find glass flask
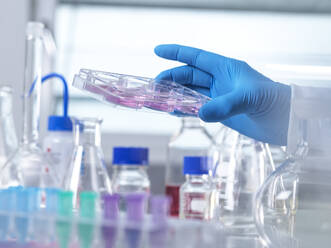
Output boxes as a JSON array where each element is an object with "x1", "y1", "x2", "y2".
[
  {"x1": 256, "y1": 131, "x2": 331, "y2": 245},
  {"x1": 63, "y1": 118, "x2": 111, "y2": 208},
  {"x1": 0, "y1": 22, "x2": 59, "y2": 188},
  {"x1": 214, "y1": 128, "x2": 273, "y2": 234},
  {"x1": 0, "y1": 86, "x2": 17, "y2": 168},
  {"x1": 268, "y1": 144, "x2": 288, "y2": 167},
  {"x1": 165, "y1": 117, "x2": 217, "y2": 217},
  {"x1": 179, "y1": 156, "x2": 217, "y2": 221},
  {"x1": 255, "y1": 83, "x2": 331, "y2": 248},
  {"x1": 255, "y1": 147, "x2": 331, "y2": 248}
]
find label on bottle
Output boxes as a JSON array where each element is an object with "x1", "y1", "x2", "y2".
[
  {"x1": 183, "y1": 192, "x2": 208, "y2": 220},
  {"x1": 44, "y1": 140, "x2": 73, "y2": 179},
  {"x1": 191, "y1": 198, "x2": 207, "y2": 212}
]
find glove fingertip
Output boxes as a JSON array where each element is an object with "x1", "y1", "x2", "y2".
[
  {"x1": 198, "y1": 104, "x2": 210, "y2": 122},
  {"x1": 198, "y1": 97, "x2": 233, "y2": 122},
  {"x1": 154, "y1": 44, "x2": 171, "y2": 56},
  {"x1": 154, "y1": 44, "x2": 180, "y2": 58},
  {"x1": 154, "y1": 71, "x2": 168, "y2": 81},
  {"x1": 154, "y1": 45, "x2": 163, "y2": 56}
]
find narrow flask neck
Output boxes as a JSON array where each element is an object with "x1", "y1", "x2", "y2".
[
  {"x1": 0, "y1": 87, "x2": 13, "y2": 117},
  {"x1": 21, "y1": 30, "x2": 44, "y2": 145},
  {"x1": 74, "y1": 119, "x2": 102, "y2": 147}
]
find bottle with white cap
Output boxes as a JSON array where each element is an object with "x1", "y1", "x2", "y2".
[{"x1": 43, "y1": 115, "x2": 73, "y2": 183}]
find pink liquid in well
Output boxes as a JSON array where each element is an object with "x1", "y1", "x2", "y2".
[
  {"x1": 174, "y1": 105, "x2": 200, "y2": 116},
  {"x1": 143, "y1": 90, "x2": 176, "y2": 112},
  {"x1": 165, "y1": 184, "x2": 180, "y2": 217},
  {"x1": 144, "y1": 101, "x2": 175, "y2": 112},
  {"x1": 84, "y1": 79, "x2": 207, "y2": 115},
  {"x1": 104, "y1": 86, "x2": 146, "y2": 109},
  {"x1": 85, "y1": 84, "x2": 108, "y2": 95},
  {"x1": 105, "y1": 94, "x2": 144, "y2": 109}
]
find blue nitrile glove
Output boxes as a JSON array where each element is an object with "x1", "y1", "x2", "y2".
[{"x1": 154, "y1": 44, "x2": 291, "y2": 146}]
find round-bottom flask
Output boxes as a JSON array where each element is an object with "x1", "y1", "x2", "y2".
[
  {"x1": 0, "y1": 23, "x2": 58, "y2": 188},
  {"x1": 255, "y1": 155, "x2": 331, "y2": 248},
  {"x1": 0, "y1": 144, "x2": 59, "y2": 188}
]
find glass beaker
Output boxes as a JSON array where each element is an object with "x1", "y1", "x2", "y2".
[
  {"x1": 0, "y1": 22, "x2": 59, "y2": 188},
  {"x1": 0, "y1": 86, "x2": 17, "y2": 168},
  {"x1": 214, "y1": 129, "x2": 273, "y2": 234},
  {"x1": 63, "y1": 118, "x2": 111, "y2": 208},
  {"x1": 165, "y1": 117, "x2": 218, "y2": 217}
]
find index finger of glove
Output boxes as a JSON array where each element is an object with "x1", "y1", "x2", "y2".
[{"x1": 154, "y1": 44, "x2": 227, "y2": 75}]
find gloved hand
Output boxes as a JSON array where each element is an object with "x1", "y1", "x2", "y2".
[{"x1": 154, "y1": 44, "x2": 291, "y2": 145}]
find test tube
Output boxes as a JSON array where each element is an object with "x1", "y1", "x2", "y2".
[
  {"x1": 27, "y1": 187, "x2": 40, "y2": 212},
  {"x1": 103, "y1": 194, "x2": 120, "y2": 220},
  {"x1": 0, "y1": 189, "x2": 10, "y2": 240},
  {"x1": 27, "y1": 187, "x2": 42, "y2": 242},
  {"x1": 15, "y1": 188, "x2": 29, "y2": 243},
  {"x1": 126, "y1": 193, "x2": 146, "y2": 223},
  {"x1": 45, "y1": 188, "x2": 59, "y2": 214},
  {"x1": 56, "y1": 191, "x2": 73, "y2": 248},
  {"x1": 5, "y1": 187, "x2": 21, "y2": 241},
  {"x1": 149, "y1": 196, "x2": 170, "y2": 248},
  {"x1": 35, "y1": 188, "x2": 59, "y2": 245},
  {"x1": 125, "y1": 193, "x2": 147, "y2": 248},
  {"x1": 102, "y1": 194, "x2": 120, "y2": 248},
  {"x1": 150, "y1": 195, "x2": 170, "y2": 224},
  {"x1": 79, "y1": 191, "x2": 97, "y2": 248}
]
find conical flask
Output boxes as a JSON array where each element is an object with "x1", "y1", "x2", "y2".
[
  {"x1": 0, "y1": 86, "x2": 17, "y2": 168},
  {"x1": 214, "y1": 128, "x2": 274, "y2": 234},
  {"x1": 64, "y1": 118, "x2": 111, "y2": 208},
  {"x1": 0, "y1": 22, "x2": 59, "y2": 188}
]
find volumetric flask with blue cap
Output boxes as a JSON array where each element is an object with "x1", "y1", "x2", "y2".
[{"x1": 0, "y1": 22, "x2": 59, "y2": 188}]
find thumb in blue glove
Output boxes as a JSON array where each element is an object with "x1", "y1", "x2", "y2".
[{"x1": 154, "y1": 44, "x2": 291, "y2": 146}]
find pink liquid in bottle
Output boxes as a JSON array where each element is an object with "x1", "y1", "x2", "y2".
[{"x1": 165, "y1": 184, "x2": 180, "y2": 217}]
